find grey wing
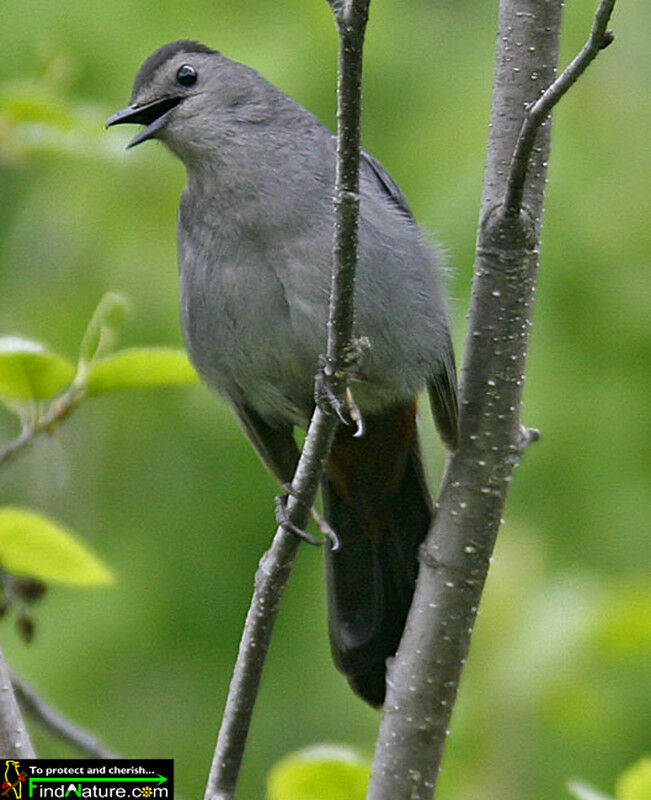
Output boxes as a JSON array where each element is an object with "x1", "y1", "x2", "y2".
[
  {"x1": 428, "y1": 331, "x2": 459, "y2": 451},
  {"x1": 362, "y1": 151, "x2": 459, "y2": 450},
  {"x1": 361, "y1": 149, "x2": 416, "y2": 221},
  {"x1": 232, "y1": 403, "x2": 300, "y2": 485}
]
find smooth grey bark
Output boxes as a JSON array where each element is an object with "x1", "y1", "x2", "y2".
[
  {"x1": 368, "y1": 2, "x2": 616, "y2": 799},
  {"x1": 203, "y1": 2, "x2": 371, "y2": 798},
  {"x1": 0, "y1": 642, "x2": 35, "y2": 757}
]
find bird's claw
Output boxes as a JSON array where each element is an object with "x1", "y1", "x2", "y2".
[
  {"x1": 314, "y1": 355, "x2": 348, "y2": 424},
  {"x1": 314, "y1": 354, "x2": 366, "y2": 437},
  {"x1": 345, "y1": 387, "x2": 365, "y2": 438},
  {"x1": 277, "y1": 486, "x2": 341, "y2": 550},
  {"x1": 275, "y1": 494, "x2": 322, "y2": 546},
  {"x1": 310, "y1": 507, "x2": 341, "y2": 551}
]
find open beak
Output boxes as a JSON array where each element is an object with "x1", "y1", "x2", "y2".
[{"x1": 106, "y1": 96, "x2": 183, "y2": 148}]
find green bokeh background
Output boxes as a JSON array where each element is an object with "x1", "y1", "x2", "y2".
[{"x1": 1, "y1": 1, "x2": 648, "y2": 798}]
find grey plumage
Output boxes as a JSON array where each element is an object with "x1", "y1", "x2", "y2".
[{"x1": 108, "y1": 40, "x2": 458, "y2": 706}]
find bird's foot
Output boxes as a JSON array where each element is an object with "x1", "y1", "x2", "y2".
[
  {"x1": 314, "y1": 339, "x2": 369, "y2": 435},
  {"x1": 276, "y1": 485, "x2": 340, "y2": 550},
  {"x1": 275, "y1": 491, "x2": 321, "y2": 546},
  {"x1": 314, "y1": 355, "x2": 348, "y2": 424}
]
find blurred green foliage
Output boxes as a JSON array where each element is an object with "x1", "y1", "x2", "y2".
[
  {"x1": 0, "y1": 337, "x2": 75, "y2": 401},
  {"x1": 0, "y1": 506, "x2": 113, "y2": 586},
  {"x1": 569, "y1": 756, "x2": 651, "y2": 800},
  {"x1": 267, "y1": 745, "x2": 370, "y2": 800},
  {"x1": 0, "y1": 1, "x2": 648, "y2": 798},
  {"x1": 616, "y1": 757, "x2": 651, "y2": 800}
]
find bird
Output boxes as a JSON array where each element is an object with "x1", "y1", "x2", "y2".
[
  {"x1": 107, "y1": 40, "x2": 458, "y2": 708},
  {"x1": 3, "y1": 761, "x2": 22, "y2": 799}
]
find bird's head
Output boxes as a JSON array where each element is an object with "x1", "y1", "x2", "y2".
[{"x1": 106, "y1": 40, "x2": 272, "y2": 165}]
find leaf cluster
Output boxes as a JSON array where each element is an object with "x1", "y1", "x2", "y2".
[{"x1": 0, "y1": 293, "x2": 198, "y2": 634}]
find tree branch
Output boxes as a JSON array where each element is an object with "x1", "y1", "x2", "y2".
[
  {"x1": 203, "y1": 3, "x2": 371, "y2": 799},
  {"x1": 0, "y1": 385, "x2": 84, "y2": 469},
  {"x1": 504, "y1": 0, "x2": 616, "y2": 216},
  {"x1": 11, "y1": 673, "x2": 116, "y2": 758},
  {"x1": 367, "y1": 2, "x2": 617, "y2": 798},
  {"x1": 0, "y1": 642, "x2": 35, "y2": 757}
]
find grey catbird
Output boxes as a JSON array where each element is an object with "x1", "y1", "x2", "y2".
[{"x1": 107, "y1": 40, "x2": 458, "y2": 707}]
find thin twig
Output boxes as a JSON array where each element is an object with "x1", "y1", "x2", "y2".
[
  {"x1": 504, "y1": 0, "x2": 616, "y2": 216},
  {"x1": 0, "y1": 386, "x2": 84, "y2": 469},
  {"x1": 12, "y1": 673, "x2": 116, "y2": 758},
  {"x1": 203, "y1": 3, "x2": 371, "y2": 799}
]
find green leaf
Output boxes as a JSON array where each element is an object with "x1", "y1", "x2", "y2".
[
  {"x1": 85, "y1": 348, "x2": 199, "y2": 395},
  {"x1": 617, "y1": 758, "x2": 651, "y2": 800},
  {"x1": 78, "y1": 292, "x2": 129, "y2": 366},
  {"x1": 567, "y1": 781, "x2": 614, "y2": 800},
  {"x1": 0, "y1": 507, "x2": 114, "y2": 586},
  {"x1": 0, "y1": 337, "x2": 75, "y2": 400},
  {"x1": 267, "y1": 745, "x2": 370, "y2": 800}
]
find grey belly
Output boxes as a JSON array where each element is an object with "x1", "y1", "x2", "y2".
[
  {"x1": 180, "y1": 259, "x2": 324, "y2": 425},
  {"x1": 178, "y1": 222, "x2": 445, "y2": 426}
]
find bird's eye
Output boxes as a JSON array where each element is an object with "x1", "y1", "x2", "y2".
[{"x1": 176, "y1": 64, "x2": 197, "y2": 87}]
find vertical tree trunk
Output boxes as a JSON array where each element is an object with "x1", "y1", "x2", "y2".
[{"x1": 368, "y1": 2, "x2": 563, "y2": 797}]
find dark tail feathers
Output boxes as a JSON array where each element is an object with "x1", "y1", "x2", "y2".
[{"x1": 322, "y1": 410, "x2": 432, "y2": 707}]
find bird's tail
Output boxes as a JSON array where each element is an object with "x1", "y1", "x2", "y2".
[{"x1": 321, "y1": 403, "x2": 432, "y2": 707}]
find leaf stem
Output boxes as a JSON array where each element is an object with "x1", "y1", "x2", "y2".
[{"x1": 0, "y1": 385, "x2": 85, "y2": 470}]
